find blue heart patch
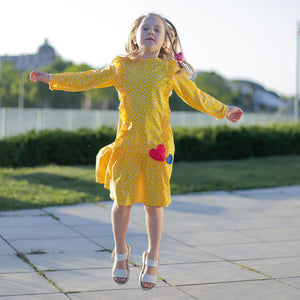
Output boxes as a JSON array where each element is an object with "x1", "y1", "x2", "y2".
[{"x1": 166, "y1": 154, "x2": 173, "y2": 164}]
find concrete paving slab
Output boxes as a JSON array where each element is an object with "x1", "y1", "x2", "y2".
[
  {"x1": 27, "y1": 251, "x2": 112, "y2": 271},
  {"x1": 0, "y1": 294, "x2": 69, "y2": 299},
  {"x1": 9, "y1": 237, "x2": 103, "y2": 254},
  {"x1": 0, "y1": 272, "x2": 58, "y2": 296},
  {"x1": 70, "y1": 221, "x2": 145, "y2": 238},
  {"x1": 235, "y1": 256, "x2": 300, "y2": 278},
  {"x1": 280, "y1": 277, "x2": 300, "y2": 289},
  {"x1": 163, "y1": 212, "x2": 222, "y2": 233},
  {"x1": 274, "y1": 240, "x2": 300, "y2": 253},
  {"x1": 83, "y1": 202, "x2": 153, "y2": 229},
  {"x1": 0, "y1": 254, "x2": 33, "y2": 273},
  {"x1": 43, "y1": 203, "x2": 111, "y2": 226},
  {"x1": 163, "y1": 213, "x2": 285, "y2": 233},
  {"x1": 158, "y1": 261, "x2": 267, "y2": 286},
  {"x1": 171, "y1": 191, "x2": 233, "y2": 204},
  {"x1": 197, "y1": 242, "x2": 300, "y2": 261},
  {"x1": 0, "y1": 209, "x2": 45, "y2": 217},
  {"x1": 126, "y1": 203, "x2": 148, "y2": 224},
  {"x1": 205, "y1": 214, "x2": 293, "y2": 231},
  {"x1": 253, "y1": 206, "x2": 300, "y2": 218},
  {"x1": 159, "y1": 236, "x2": 222, "y2": 264},
  {"x1": 126, "y1": 235, "x2": 221, "y2": 265},
  {"x1": 265, "y1": 215, "x2": 300, "y2": 227},
  {"x1": 0, "y1": 239, "x2": 15, "y2": 255},
  {"x1": 1, "y1": 185, "x2": 300, "y2": 298},
  {"x1": 233, "y1": 185, "x2": 300, "y2": 201},
  {"x1": 0, "y1": 215, "x2": 59, "y2": 228},
  {"x1": 44, "y1": 266, "x2": 168, "y2": 292},
  {"x1": 99, "y1": 232, "x2": 148, "y2": 256},
  {"x1": 278, "y1": 199, "x2": 300, "y2": 209},
  {"x1": 69, "y1": 223, "x2": 111, "y2": 237},
  {"x1": 68, "y1": 286, "x2": 192, "y2": 299},
  {"x1": 164, "y1": 230, "x2": 259, "y2": 246},
  {"x1": 95, "y1": 201, "x2": 114, "y2": 214},
  {"x1": 168, "y1": 199, "x2": 227, "y2": 215},
  {"x1": 239, "y1": 227, "x2": 300, "y2": 242},
  {"x1": 171, "y1": 192, "x2": 272, "y2": 216},
  {"x1": 179, "y1": 279, "x2": 300, "y2": 300},
  {"x1": 90, "y1": 233, "x2": 221, "y2": 265},
  {"x1": 88, "y1": 234, "x2": 113, "y2": 250},
  {"x1": 1, "y1": 224, "x2": 81, "y2": 240}
]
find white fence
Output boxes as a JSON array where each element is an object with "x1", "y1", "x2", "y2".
[{"x1": 0, "y1": 108, "x2": 296, "y2": 139}]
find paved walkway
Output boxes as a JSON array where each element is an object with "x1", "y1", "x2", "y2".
[{"x1": 1, "y1": 186, "x2": 300, "y2": 299}]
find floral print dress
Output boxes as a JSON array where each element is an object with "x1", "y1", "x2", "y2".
[{"x1": 50, "y1": 56, "x2": 228, "y2": 207}]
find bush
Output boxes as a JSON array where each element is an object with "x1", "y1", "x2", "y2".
[
  {"x1": 0, "y1": 124, "x2": 300, "y2": 167},
  {"x1": 0, "y1": 127, "x2": 116, "y2": 167},
  {"x1": 173, "y1": 124, "x2": 300, "y2": 161}
]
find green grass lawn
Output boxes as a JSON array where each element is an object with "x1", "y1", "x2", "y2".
[{"x1": 1, "y1": 155, "x2": 300, "y2": 211}]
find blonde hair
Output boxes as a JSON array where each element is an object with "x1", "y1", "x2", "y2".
[{"x1": 125, "y1": 13, "x2": 195, "y2": 78}]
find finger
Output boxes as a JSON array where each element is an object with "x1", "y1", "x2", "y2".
[
  {"x1": 30, "y1": 74, "x2": 36, "y2": 81},
  {"x1": 31, "y1": 71, "x2": 42, "y2": 78},
  {"x1": 30, "y1": 72, "x2": 38, "y2": 81},
  {"x1": 31, "y1": 71, "x2": 38, "y2": 77},
  {"x1": 31, "y1": 76, "x2": 40, "y2": 83},
  {"x1": 30, "y1": 75, "x2": 37, "y2": 82}
]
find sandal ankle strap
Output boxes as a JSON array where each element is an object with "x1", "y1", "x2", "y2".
[
  {"x1": 145, "y1": 256, "x2": 159, "y2": 267},
  {"x1": 111, "y1": 244, "x2": 130, "y2": 261},
  {"x1": 115, "y1": 251, "x2": 128, "y2": 261}
]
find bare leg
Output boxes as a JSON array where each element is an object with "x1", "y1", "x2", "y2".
[
  {"x1": 111, "y1": 202, "x2": 132, "y2": 283},
  {"x1": 142, "y1": 205, "x2": 164, "y2": 289}
]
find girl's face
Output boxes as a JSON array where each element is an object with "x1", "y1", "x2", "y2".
[{"x1": 135, "y1": 15, "x2": 166, "y2": 58}]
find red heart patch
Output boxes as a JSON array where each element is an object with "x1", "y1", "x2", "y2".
[{"x1": 149, "y1": 144, "x2": 166, "y2": 162}]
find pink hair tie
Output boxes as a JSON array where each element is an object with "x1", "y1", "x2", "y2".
[{"x1": 174, "y1": 52, "x2": 183, "y2": 62}]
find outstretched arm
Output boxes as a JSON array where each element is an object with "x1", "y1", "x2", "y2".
[
  {"x1": 173, "y1": 71, "x2": 243, "y2": 122},
  {"x1": 30, "y1": 70, "x2": 50, "y2": 84},
  {"x1": 29, "y1": 57, "x2": 118, "y2": 92},
  {"x1": 172, "y1": 71, "x2": 228, "y2": 119}
]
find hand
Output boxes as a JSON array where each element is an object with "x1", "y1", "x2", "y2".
[
  {"x1": 226, "y1": 106, "x2": 243, "y2": 123},
  {"x1": 30, "y1": 70, "x2": 50, "y2": 84}
]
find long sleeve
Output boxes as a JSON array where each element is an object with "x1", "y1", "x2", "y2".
[
  {"x1": 172, "y1": 71, "x2": 228, "y2": 119},
  {"x1": 49, "y1": 58, "x2": 117, "y2": 92}
]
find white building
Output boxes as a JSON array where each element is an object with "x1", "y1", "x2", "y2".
[
  {"x1": 230, "y1": 80, "x2": 288, "y2": 111},
  {"x1": 0, "y1": 39, "x2": 56, "y2": 71}
]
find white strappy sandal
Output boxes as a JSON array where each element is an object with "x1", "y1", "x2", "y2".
[
  {"x1": 139, "y1": 249, "x2": 159, "y2": 290},
  {"x1": 111, "y1": 243, "x2": 131, "y2": 285}
]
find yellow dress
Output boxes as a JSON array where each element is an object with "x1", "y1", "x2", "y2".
[{"x1": 50, "y1": 56, "x2": 228, "y2": 207}]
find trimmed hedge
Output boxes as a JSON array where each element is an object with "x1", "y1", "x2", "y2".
[
  {"x1": 0, "y1": 124, "x2": 300, "y2": 167},
  {"x1": 174, "y1": 125, "x2": 300, "y2": 161},
  {"x1": 0, "y1": 127, "x2": 115, "y2": 167}
]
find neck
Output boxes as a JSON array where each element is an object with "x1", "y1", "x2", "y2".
[{"x1": 140, "y1": 51, "x2": 159, "y2": 59}]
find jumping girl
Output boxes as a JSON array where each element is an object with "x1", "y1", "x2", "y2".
[{"x1": 30, "y1": 13, "x2": 243, "y2": 290}]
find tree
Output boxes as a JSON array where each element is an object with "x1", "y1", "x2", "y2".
[
  {"x1": 194, "y1": 71, "x2": 235, "y2": 104},
  {"x1": 169, "y1": 91, "x2": 196, "y2": 111},
  {"x1": 63, "y1": 63, "x2": 119, "y2": 109},
  {"x1": 34, "y1": 59, "x2": 84, "y2": 108},
  {"x1": 39, "y1": 60, "x2": 119, "y2": 109},
  {"x1": 0, "y1": 62, "x2": 20, "y2": 107}
]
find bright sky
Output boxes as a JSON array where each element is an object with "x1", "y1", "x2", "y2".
[{"x1": 1, "y1": 0, "x2": 300, "y2": 96}]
